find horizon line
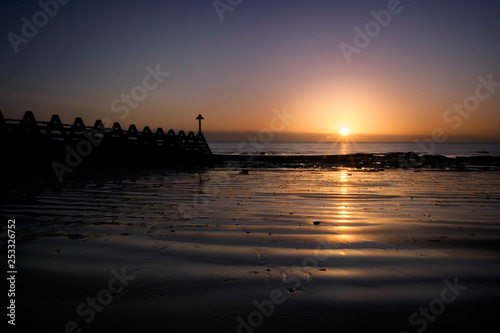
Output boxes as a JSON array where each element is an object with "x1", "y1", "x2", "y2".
[{"x1": 202, "y1": 131, "x2": 500, "y2": 143}]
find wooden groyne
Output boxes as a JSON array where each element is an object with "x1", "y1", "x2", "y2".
[{"x1": 0, "y1": 110, "x2": 212, "y2": 175}]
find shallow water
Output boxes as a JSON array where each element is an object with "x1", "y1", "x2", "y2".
[
  {"x1": 210, "y1": 141, "x2": 500, "y2": 157},
  {"x1": 3, "y1": 168, "x2": 500, "y2": 332}
]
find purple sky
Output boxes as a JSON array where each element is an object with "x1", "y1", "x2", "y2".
[{"x1": 1, "y1": 0, "x2": 499, "y2": 141}]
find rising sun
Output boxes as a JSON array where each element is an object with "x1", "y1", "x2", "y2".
[{"x1": 340, "y1": 128, "x2": 350, "y2": 136}]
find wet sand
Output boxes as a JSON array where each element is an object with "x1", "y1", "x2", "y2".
[{"x1": 2, "y1": 167, "x2": 500, "y2": 332}]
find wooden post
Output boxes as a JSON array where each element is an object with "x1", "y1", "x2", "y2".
[{"x1": 196, "y1": 114, "x2": 204, "y2": 133}]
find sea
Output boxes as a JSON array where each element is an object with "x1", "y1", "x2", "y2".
[{"x1": 210, "y1": 141, "x2": 500, "y2": 157}]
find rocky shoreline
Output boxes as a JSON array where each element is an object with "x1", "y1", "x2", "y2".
[{"x1": 213, "y1": 153, "x2": 500, "y2": 170}]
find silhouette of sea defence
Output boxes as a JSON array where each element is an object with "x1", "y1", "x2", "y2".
[{"x1": 0, "y1": 110, "x2": 213, "y2": 178}]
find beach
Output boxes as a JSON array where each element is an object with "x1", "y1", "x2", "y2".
[
  {"x1": 3, "y1": 0, "x2": 500, "y2": 331},
  {"x1": 3, "y1": 164, "x2": 500, "y2": 332}
]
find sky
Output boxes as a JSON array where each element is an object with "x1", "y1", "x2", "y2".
[{"x1": 1, "y1": 0, "x2": 499, "y2": 142}]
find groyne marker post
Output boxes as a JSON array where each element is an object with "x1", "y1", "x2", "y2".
[{"x1": 196, "y1": 114, "x2": 204, "y2": 133}]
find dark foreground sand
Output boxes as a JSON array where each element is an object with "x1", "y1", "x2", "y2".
[{"x1": 2, "y1": 165, "x2": 500, "y2": 332}]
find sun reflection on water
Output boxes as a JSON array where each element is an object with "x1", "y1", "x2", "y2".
[
  {"x1": 338, "y1": 171, "x2": 351, "y2": 223},
  {"x1": 339, "y1": 170, "x2": 349, "y2": 183},
  {"x1": 340, "y1": 142, "x2": 349, "y2": 155}
]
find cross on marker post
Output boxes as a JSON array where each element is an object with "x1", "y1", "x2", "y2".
[{"x1": 196, "y1": 114, "x2": 204, "y2": 133}]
